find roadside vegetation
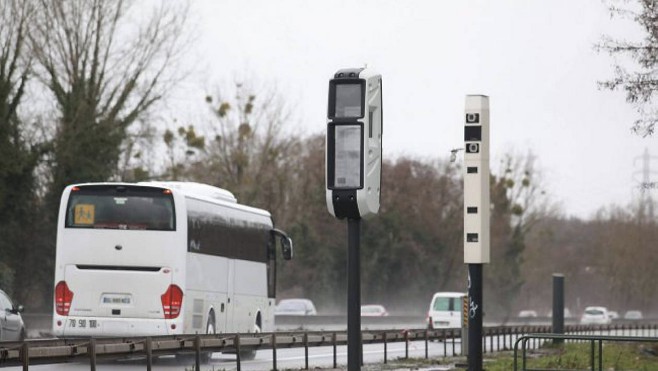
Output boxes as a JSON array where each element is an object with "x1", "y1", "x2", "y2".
[{"x1": 382, "y1": 342, "x2": 658, "y2": 371}]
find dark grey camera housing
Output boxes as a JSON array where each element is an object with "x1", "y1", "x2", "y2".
[
  {"x1": 465, "y1": 113, "x2": 480, "y2": 124},
  {"x1": 466, "y1": 142, "x2": 480, "y2": 154}
]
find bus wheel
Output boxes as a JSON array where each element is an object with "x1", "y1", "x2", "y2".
[{"x1": 239, "y1": 321, "x2": 261, "y2": 360}]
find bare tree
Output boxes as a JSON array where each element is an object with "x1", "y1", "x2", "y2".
[
  {"x1": 29, "y1": 0, "x2": 188, "y2": 208},
  {"x1": 198, "y1": 82, "x2": 302, "y2": 220},
  {"x1": 598, "y1": 0, "x2": 658, "y2": 136}
]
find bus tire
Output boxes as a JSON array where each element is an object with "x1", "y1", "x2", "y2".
[{"x1": 239, "y1": 318, "x2": 261, "y2": 361}]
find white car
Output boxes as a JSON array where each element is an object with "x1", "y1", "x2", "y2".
[
  {"x1": 580, "y1": 306, "x2": 611, "y2": 325},
  {"x1": 518, "y1": 310, "x2": 538, "y2": 318},
  {"x1": 427, "y1": 292, "x2": 466, "y2": 329},
  {"x1": 274, "y1": 299, "x2": 317, "y2": 316},
  {"x1": 361, "y1": 304, "x2": 389, "y2": 317},
  {"x1": 0, "y1": 289, "x2": 26, "y2": 341}
]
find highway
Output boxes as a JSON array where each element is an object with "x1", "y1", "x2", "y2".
[{"x1": 2, "y1": 339, "x2": 463, "y2": 370}]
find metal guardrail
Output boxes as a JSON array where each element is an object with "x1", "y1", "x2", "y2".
[
  {"x1": 513, "y1": 331, "x2": 658, "y2": 371},
  {"x1": 0, "y1": 328, "x2": 463, "y2": 371},
  {"x1": 2, "y1": 323, "x2": 656, "y2": 370}
]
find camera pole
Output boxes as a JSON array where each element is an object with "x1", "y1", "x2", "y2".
[
  {"x1": 347, "y1": 218, "x2": 362, "y2": 370},
  {"x1": 326, "y1": 68, "x2": 383, "y2": 371},
  {"x1": 468, "y1": 264, "x2": 483, "y2": 371},
  {"x1": 463, "y1": 95, "x2": 490, "y2": 371}
]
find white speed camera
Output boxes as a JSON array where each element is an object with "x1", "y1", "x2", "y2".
[
  {"x1": 326, "y1": 68, "x2": 383, "y2": 219},
  {"x1": 464, "y1": 95, "x2": 490, "y2": 264}
]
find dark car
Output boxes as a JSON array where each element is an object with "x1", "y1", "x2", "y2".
[{"x1": 0, "y1": 289, "x2": 25, "y2": 341}]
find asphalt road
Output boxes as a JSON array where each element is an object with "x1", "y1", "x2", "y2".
[{"x1": 2, "y1": 339, "x2": 465, "y2": 370}]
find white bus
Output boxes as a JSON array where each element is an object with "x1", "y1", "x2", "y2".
[{"x1": 52, "y1": 181, "x2": 292, "y2": 350}]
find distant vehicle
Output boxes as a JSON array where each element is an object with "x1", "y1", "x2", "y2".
[
  {"x1": 52, "y1": 182, "x2": 293, "y2": 361},
  {"x1": 427, "y1": 292, "x2": 466, "y2": 329},
  {"x1": 518, "y1": 310, "x2": 538, "y2": 318},
  {"x1": 608, "y1": 311, "x2": 620, "y2": 320},
  {"x1": 0, "y1": 289, "x2": 25, "y2": 341},
  {"x1": 275, "y1": 299, "x2": 317, "y2": 316},
  {"x1": 624, "y1": 310, "x2": 643, "y2": 320},
  {"x1": 580, "y1": 306, "x2": 611, "y2": 325},
  {"x1": 361, "y1": 304, "x2": 389, "y2": 317}
]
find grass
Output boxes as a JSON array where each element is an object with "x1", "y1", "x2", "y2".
[
  {"x1": 379, "y1": 342, "x2": 658, "y2": 371},
  {"x1": 483, "y1": 342, "x2": 658, "y2": 371}
]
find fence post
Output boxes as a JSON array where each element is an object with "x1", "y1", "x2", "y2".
[
  {"x1": 235, "y1": 334, "x2": 241, "y2": 371},
  {"x1": 590, "y1": 340, "x2": 595, "y2": 371},
  {"x1": 332, "y1": 332, "x2": 337, "y2": 369},
  {"x1": 272, "y1": 333, "x2": 277, "y2": 371},
  {"x1": 194, "y1": 335, "x2": 201, "y2": 371},
  {"x1": 89, "y1": 338, "x2": 96, "y2": 371},
  {"x1": 552, "y1": 273, "x2": 565, "y2": 344},
  {"x1": 424, "y1": 329, "x2": 429, "y2": 359},
  {"x1": 145, "y1": 337, "x2": 153, "y2": 371},
  {"x1": 304, "y1": 332, "x2": 309, "y2": 370},
  {"x1": 21, "y1": 342, "x2": 28, "y2": 371},
  {"x1": 404, "y1": 330, "x2": 409, "y2": 359},
  {"x1": 383, "y1": 331, "x2": 387, "y2": 364}
]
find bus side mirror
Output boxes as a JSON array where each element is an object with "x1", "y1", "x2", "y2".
[
  {"x1": 281, "y1": 236, "x2": 293, "y2": 260},
  {"x1": 272, "y1": 228, "x2": 293, "y2": 260}
]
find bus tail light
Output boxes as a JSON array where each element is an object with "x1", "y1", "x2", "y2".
[
  {"x1": 55, "y1": 281, "x2": 74, "y2": 316},
  {"x1": 161, "y1": 284, "x2": 183, "y2": 319}
]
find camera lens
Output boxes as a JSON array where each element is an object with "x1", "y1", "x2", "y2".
[{"x1": 466, "y1": 113, "x2": 480, "y2": 123}]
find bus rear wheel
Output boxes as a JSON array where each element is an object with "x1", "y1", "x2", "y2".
[{"x1": 239, "y1": 322, "x2": 261, "y2": 360}]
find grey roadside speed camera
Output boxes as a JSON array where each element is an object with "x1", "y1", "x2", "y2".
[
  {"x1": 326, "y1": 68, "x2": 383, "y2": 219},
  {"x1": 464, "y1": 95, "x2": 490, "y2": 264}
]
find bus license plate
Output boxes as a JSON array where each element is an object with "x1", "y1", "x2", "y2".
[{"x1": 68, "y1": 318, "x2": 100, "y2": 329}]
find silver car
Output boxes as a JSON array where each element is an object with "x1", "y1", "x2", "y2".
[
  {"x1": 580, "y1": 306, "x2": 611, "y2": 325},
  {"x1": 0, "y1": 289, "x2": 25, "y2": 341},
  {"x1": 274, "y1": 299, "x2": 317, "y2": 316}
]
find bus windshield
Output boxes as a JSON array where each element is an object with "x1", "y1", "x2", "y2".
[{"x1": 65, "y1": 185, "x2": 175, "y2": 231}]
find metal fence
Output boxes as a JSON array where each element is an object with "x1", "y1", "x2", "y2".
[
  {"x1": 513, "y1": 331, "x2": 658, "y2": 371},
  {"x1": 1, "y1": 323, "x2": 656, "y2": 371}
]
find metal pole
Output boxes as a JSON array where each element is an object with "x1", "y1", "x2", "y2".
[
  {"x1": 194, "y1": 335, "x2": 201, "y2": 371},
  {"x1": 468, "y1": 264, "x2": 483, "y2": 371},
  {"x1": 272, "y1": 333, "x2": 277, "y2": 371},
  {"x1": 347, "y1": 217, "x2": 361, "y2": 371},
  {"x1": 552, "y1": 273, "x2": 565, "y2": 344},
  {"x1": 89, "y1": 338, "x2": 96, "y2": 371},
  {"x1": 146, "y1": 337, "x2": 153, "y2": 371},
  {"x1": 21, "y1": 342, "x2": 28, "y2": 371}
]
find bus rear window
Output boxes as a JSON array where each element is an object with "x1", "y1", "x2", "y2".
[{"x1": 65, "y1": 186, "x2": 175, "y2": 231}]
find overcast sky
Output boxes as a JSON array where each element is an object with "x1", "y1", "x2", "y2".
[{"x1": 170, "y1": 0, "x2": 652, "y2": 219}]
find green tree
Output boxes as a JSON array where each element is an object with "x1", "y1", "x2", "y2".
[
  {"x1": 0, "y1": 0, "x2": 47, "y2": 307},
  {"x1": 486, "y1": 151, "x2": 554, "y2": 318},
  {"x1": 598, "y1": 0, "x2": 658, "y2": 136}
]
